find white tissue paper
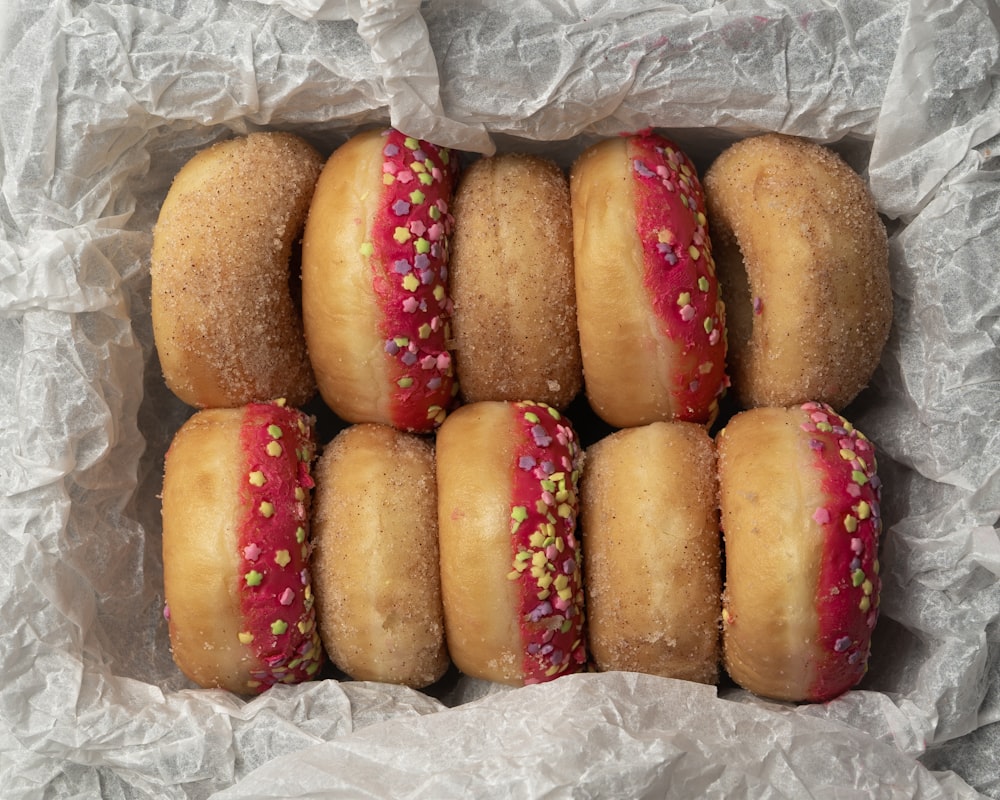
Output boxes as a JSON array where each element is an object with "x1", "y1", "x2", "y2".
[{"x1": 1, "y1": 0, "x2": 998, "y2": 797}]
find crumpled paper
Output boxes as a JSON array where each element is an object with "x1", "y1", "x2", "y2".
[{"x1": 1, "y1": 0, "x2": 998, "y2": 797}]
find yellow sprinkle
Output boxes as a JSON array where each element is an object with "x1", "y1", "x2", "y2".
[
  {"x1": 402, "y1": 274, "x2": 419, "y2": 292},
  {"x1": 859, "y1": 596, "x2": 871, "y2": 612},
  {"x1": 248, "y1": 470, "x2": 266, "y2": 487},
  {"x1": 393, "y1": 226, "x2": 411, "y2": 243},
  {"x1": 507, "y1": 570, "x2": 520, "y2": 581},
  {"x1": 844, "y1": 515, "x2": 858, "y2": 533},
  {"x1": 840, "y1": 449, "x2": 856, "y2": 461},
  {"x1": 266, "y1": 441, "x2": 282, "y2": 457},
  {"x1": 238, "y1": 632, "x2": 253, "y2": 645},
  {"x1": 862, "y1": 579, "x2": 873, "y2": 596},
  {"x1": 359, "y1": 242, "x2": 374, "y2": 256},
  {"x1": 294, "y1": 487, "x2": 305, "y2": 502},
  {"x1": 295, "y1": 526, "x2": 305, "y2": 543},
  {"x1": 259, "y1": 501, "x2": 275, "y2": 518},
  {"x1": 275, "y1": 549, "x2": 291, "y2": 567},
  {"x1": 404, "y1": 136, "x2": 419, "y2": 149},
  {"x1": 690, "y1": 245, "x2": 701, "y2": 261},
  {"x1": 418, "y1": 323, "x2": 432, "y2": 339}
]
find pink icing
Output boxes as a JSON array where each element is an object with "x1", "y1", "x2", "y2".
[
  {"x1": 505, "y1": 402, "x2": 587, "y2": 684},
  {"x1": 236, "y1": 401, "x2": 323, "y2": 692},
  {"x1": 799, "y1": 401, "x2": 882, "y2": 701},
  {"x1": 628, "y1": 132, "x2": 729, "y2": 423},
  {"x1": 367, "y1": 129, "x2": 457, "y2": 432}
]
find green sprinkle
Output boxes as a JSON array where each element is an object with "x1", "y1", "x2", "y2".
[
  {"x1": 415, "y1": 237, "x2": 431, "y2": 254},
  {"x1": 296, "y1": 526, "x2": 306, "y2": 544},
  {"x1": 703, "y1": 317, "x2": 714, "y2": 334},
  {"x1": 271, "y1": 619, "x2": 288, "y2": 635},
  {"x1": 404, "y1": 136, "x2": 419, "y2": 149},
  {"x1": 851, "y1": 569, "x2": 865, "y2": 587},
  {"x1": 852, "y1": 470, "x2": 868, "y2": 486},
  {"x1": 512, "y1": 506, "x2": 529, "y2": 523},
  {"x1": 245, "y1": 570, "x2": 263, "y2": 587},
  {"x1": 359, "y1": 242, "x2": 374, "y2": 257},
  {"x1": 524, "y1": 412, "x2": 540, "y2": 424},
  {"x1": 397, "y1": 377, "x2": 414, "y2": 388},
  {"x1": 267, "y1": 424, "x2": 283, "y2": 439},
  {"x1": 410, "y1": 189, "x2": 426, "y2": 204},
  {"x1": 698, "y1": 276, "x2": 710, "y2": 292}
]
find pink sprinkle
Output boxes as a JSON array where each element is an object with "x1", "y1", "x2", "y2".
[
  {"x1": 243, "y1": 543, "x2": 261, "y2": 562},
  {"x1": 813, "y1": 507, "x2": 831, "y2": 524},
  {"x1": 409, "y1": 219, "x2": 427, "y2": 236},
  {"x1": 402, "y1": 297, "x2": 419, "y2": 313},
  {"x1": 850, "y1": 537, "x2": 863, "y2": 554},
  {"x1": 279, "y1": 588, "x2": 295, "y2": 606},
  {"x1": 846, "y1": 483, "x2": 862, "y2": 498},
  {"x1": 396, "y1": 170, "x2": 414, "y2": 184},
  {"x1": 163, "y1": 603, "x2": 170, "y2": 621},
  {"x1": 680, "y1": 304, "x2": 696, "y2": 322},
  {"x1": 708, "y1": 328, "x2": 720, "y2": 346},
  {"x1": 436, "y1": 352, "x2": 451, "y2": 370}
]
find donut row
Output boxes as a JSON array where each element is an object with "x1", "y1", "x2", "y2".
[
  {"x1": 150, "y1": 127, "x2": 892, "y2": 432},
  {"x1": 160, "y1": 397, "x2": 883, "y2": 703}
]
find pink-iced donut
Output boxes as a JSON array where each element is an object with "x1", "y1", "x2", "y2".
[
  {"x1": 302, "y1": 128, "x2": 458, "y2": 432},
  {"x1": 436, "y1": 400, "x2": 587, "y2": 685},
  {"x1": 161, "y1": 401, "x2": 323, "y2": 694},
  {"x1": 570, "y1": 131, "x2": 729, "y2": 427},
  {"x1": 718, "y1": 401, "x2": 883, "y2": 702}
]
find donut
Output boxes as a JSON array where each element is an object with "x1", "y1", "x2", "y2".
[
  {"x1": 717, "y1": 401, "x2": 883, "y2": 702},
  {"x1": 570, "y1": 131, "x2": 728, "y2": 428},
  {"x1": 310, "y1": 423, "x2": 448, "y2": 688},
  {"x1": 161, "y1": 401, "x2": 322, "y2": 694},
  {"x1": 436, "y1": 400, "x2": 587, "y2": 685},
  {"x1": 151, "y1": 132, "x2": 322, "y2": 409},
  {"x1": 580, "y1": 421, "x2": 721, "y2": 684},
  {"x1": 301, "y1": 128, "x2": 457, "y2": 433},
  {"x1": 702, "y1": 133, "x2": 891, "y2": 411},
  {"x1": 449, "y1": 153, "x2": 582, "y2": 409}
]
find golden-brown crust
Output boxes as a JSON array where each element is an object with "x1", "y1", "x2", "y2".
[
  {"x1": 450, "y1": 153, "x2": 582, "y2": 409},
  {"x1": 703, "y1": 133, "x2": 891, "y2": 411},
  {"x1": 717, "y1": 407, "x2": 825, "y2": 700},
  {"x1": 581, "y1": 421, "x2": 721, "y2": 684},
  {"x1": 162, "y1": 409, "x2": 248, "y2": 691},
  {"x1": 301, "y1": 129, "x2": 391, "y2": 424},
  {"x1": 151, "y1": 132, "x2": 322, "y2": 409},
  {"x1": 435, "y1": 402, "x2": 523, "y2": 683},
  {"x1": 310, "y1": 423, "x2": 449, "y2": 688}
]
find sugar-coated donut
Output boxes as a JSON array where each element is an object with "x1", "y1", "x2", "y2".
[
  {"x1": 581, "y1": 421, "x2": 721, "y2": 684},
  {"x1": 449, "y1": 153, "x2": 582, "y2": 409},
  {"x1": 161, "y1": 401, "x2": 322, "y2": 694},
  {"x1": 310, "y1": 423, "x2": 448, "y2": 688},
  {"x1": 436, "y1": 400, "x2": 587, "y2": 685},
  {"x1": 302, "y1": 128, "x2": 457, "y2": 433},
  {"x1": 717, "y1": 402, "x2": 882, "y2": 702},
  {"x1": 703, "y1": 133, "x2": 891, "y2": 411},
  {"x1": 570, "y1": 131, "x2": 728, "y2": 428},
  {"x1": 151, "y1": 132, "x2": 322, "y2": 409}
]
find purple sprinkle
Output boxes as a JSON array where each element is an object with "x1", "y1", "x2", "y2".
[
  {"x1": 427, "y1": 376, "x2": 442, "y2": 390},
  {"x1": 532, "y1": 425, "x2": 552, "y2": 447},
  {"x1": 413, "y1": 148, "x2": 426, "y2": 161},
  {"x1": 414, "y1": 254, "x2": 430, "y2": 270},
  {"x1": 402, "y1": 351, "x2": 418, "y2": 366},
  {"x1": 753, "y1": 296, "x2": 763, "y2": 315},
  {"x1": 563, "y1": 558, "x2": 576, "y2": 575},
  {"x1": 633, "y1": 159, "x2": 655, "y2": 178},
  {"x1": 850, "y1": 557, "x2": 861, "y2": 570},
  {"x1": 529, "y1": 601, "x2": 553, "y2": 622},
  {"x1": 384, "y1": 339, "x2": 400, "y2": 355},
  {"x1": 540, "y1": 460, "x2": 555, "y2": 476},
  {"x1": 664, "y1": 250, "x2": 678, "y2": 266},
  {"x1": 394, "y1": 259, "x2": 412, "y2": 274},
  {"x1": 527, "y1": 643, "x2": 540, "y2": 655},
  {"x1": 383, "y1": 143, "x2": 399, "y2": 157},
  {"x1": 519, "y1": 455, "x2": 537, "y2": 471},
  {"x1": 834, "y1": 636, "x2": 852, "y2": 653},
  {"x1": 392, "y1": 199, "x2": 411, "y2": 216},
  {"x1": 848, "y1": 650, "x2": 864, "y2": 665},
  {"x1": 808, "y1": 439, "x2": 824, "y2": 451},
  {"x1": 420, "y1": 268, "x2": 434, "y2": 285}
]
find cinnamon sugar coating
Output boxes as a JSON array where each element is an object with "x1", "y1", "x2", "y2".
[
  {"x1": 703, "y1": 133, "x2": 891, "y2": 411},
  {"x1": 450, "y1": 153, "x2": 582, "y2": 410},
  {"x1": 151, "y1": 132, "x2": 322, "y2": 409}
]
